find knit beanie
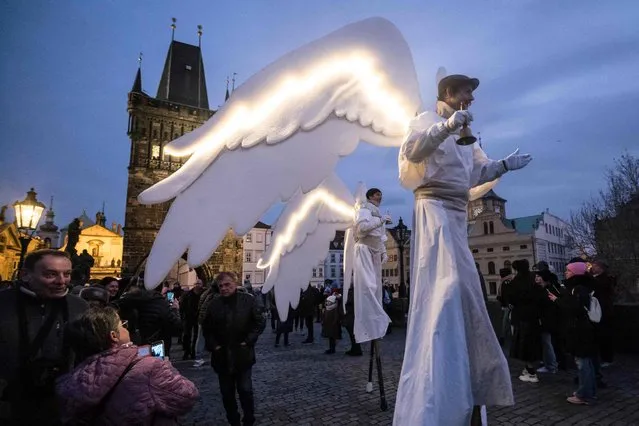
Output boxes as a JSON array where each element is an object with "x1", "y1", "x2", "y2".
[{"x1": 566, "y1": 262, "x2": 587, "y2": 276}]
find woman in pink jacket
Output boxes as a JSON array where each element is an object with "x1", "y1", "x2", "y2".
[{"x1": 56, "y1": 306, "x2": 199, "y2": 425}]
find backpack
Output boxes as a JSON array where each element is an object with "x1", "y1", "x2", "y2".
[{"x1": 586, "y1": 294, "x2": 602, "y2": 323}]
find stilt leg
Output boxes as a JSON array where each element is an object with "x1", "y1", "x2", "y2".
[
  {"x1": 374, "y1": 340, "x2": 388, "y2": 411},
  {"x1": 470, "y1": 405, "x2": 482, "y2": 426},
  {"x1": 366, "y1": 340, "x2": 375, "y2": 393}
]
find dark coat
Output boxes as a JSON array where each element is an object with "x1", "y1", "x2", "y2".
[
  {"x1": 509, "y1": 272, "x2": 543, "y2": 325},
  {"x1": 556, "y1": 276, "x2": 598, "y2": 358},
  {"x1": 321, "y1": 295, "x2": 343, "y2": 340},
  {"x1": 202, "y1": 291, "x2": 265, "y2": 374},
  {"x1": 539, "y1": 283, "x2": 562, "y2": 333},
  {"x1": 197, "y1": 286, "x2": 217, "y2": 325},
  {"x1": 179, "y1": 289, "x2": 202, "y2": 324},
  {"x1": 509, "y1": 272, "x2": 544, "y2": 362},
  {"x1": 592, "y1": 272, "x2": 615, "y2": 321},
  {"x1": 276, "y1": 307, "x2": 294, "y2": 334},
  {"x1": 298, "y1": 287, "x2": 319, "y2": 317},
  {"x1": 0, "y1": 286, "x2": 88, "y2": 421},
  {"x1": 113, "y1": 289, "x2": 182, "y2": 345}
]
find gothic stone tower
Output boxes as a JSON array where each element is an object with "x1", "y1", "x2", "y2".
[{"x1": 123, "y1": 35, "x2": 242, "y2": 278}]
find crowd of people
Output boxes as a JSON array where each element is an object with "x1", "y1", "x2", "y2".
[
  {"x1": 498, "y1": 258, "x2": 616, "y2": 405},
  {"x1": 0, "y1": 247, "x2": 622, "y2": 424},
  {"x1": 0, "y1": 249, "x2": 265, "y2": 426}
]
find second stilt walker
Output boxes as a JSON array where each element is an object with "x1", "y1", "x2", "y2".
[{"x1": 349, "y1": 187, "x2": 392, "y2": 410}]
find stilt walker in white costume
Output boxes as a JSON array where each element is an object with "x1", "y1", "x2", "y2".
[
  {"x1": 394, "y1": 74, "x2": 532, "y2": 425},
  {"x1": 134, "y1": 18, "x2": 529, "y2": 423},
  {"x1": 349, "y1": 187, "x2": 392, "y2": 410}
]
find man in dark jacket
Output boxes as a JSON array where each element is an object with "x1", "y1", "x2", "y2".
[
  {"x1": 180, "y1": 279, "x2": 204, "y2": 360},
  {"x1": 0, "y1": 250, "x2": 88, "y2": 425},
  {"x1": 202, "y1": 272, "x2": 265, "y2": 426}
]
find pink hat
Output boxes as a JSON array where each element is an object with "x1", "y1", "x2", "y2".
[{"x1": 567, "y1": 262, "x2": 587, "y2": 276}]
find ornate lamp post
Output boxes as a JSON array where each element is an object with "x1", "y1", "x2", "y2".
[
  {"x1": 394, "y1": 217, "x2": 410, "y2": 298},
  {"x1": 12, "y1": 188, "x2": 46, "y2": 272}
]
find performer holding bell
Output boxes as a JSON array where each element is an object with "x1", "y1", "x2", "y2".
[{"x1": 395, "y1": 74, "x2": 532, "y2": 425}]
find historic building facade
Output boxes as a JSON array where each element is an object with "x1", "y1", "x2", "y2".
[
  {"x1": 242, "y1": 222, "x2": 273, "y2": 288},
  {"x1": 122, "y1": 32, "x2": 242, "y2": 280},
  {"x1": 468, "y1": 190, "x2": 571, "y2": 298},
  {"x1": 383, "y1": 227, "x2": 411, "y2": 289}
]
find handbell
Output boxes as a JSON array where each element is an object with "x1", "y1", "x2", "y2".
[{"x1": 456, "y1": 102, "x2": 477, "y2": 146}]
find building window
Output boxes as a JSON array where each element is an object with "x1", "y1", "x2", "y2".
[
  {"x1": 488, "y1": 262, "x2": 496, "y2": 275},
  {"x1": 394, "y1": 268, "x2": 399, "y2": 276},
  {"x1": 545, "y1": 224, "x2": 548, "y2": 233},
  {"x1": 245, "y1": 252, "x2": 252, "y2": 262},
  {"x1": 246, "y1": 233, "x2": 252, "y2": 242},
  {"x1": 503, "y1": 246, "x2": 510, "y2": 251},
  {"x1": 520, "y1": 244, "x2": 528, "y2": 249},
  {"x1": 487, "y1": 248, "x2": 494, "y2": 252},
  {"x1": 256, "y1": 233, "x2": 263, "y2": 243},
  {"x1": 331, "y1": 267, "x2": 336, "y2": 277},
  {"x1": 504, "y1": 260, "x2": 511, "y2": 269},
  {"x1": 312, "y1": 268, "x2": 317, "y2": 278},
  {"x1": 340, "y1": 254, "x2": 344, "y2": 263},
  {"x1": 318, "y1": 268, "x2": 323, "y2": 277},
  {"x1": 331, "y1": 254, "x2": 336, "y2": 263},
  {"x1": 489, "y1": 281, "x2": 497, "y2": 295},
  {"x1": 489, "y1": 221, "x2": 494, "y2": 234},
  {"x1": 483, "y1": 222, "x2": 488, "y2": 235},
  {"x1": 151, "y1": 145, "x2": 160, "y2": 159},
  {"x1": 394, "y1": 254, "x2": 398, "y2": 262},
  {"x1": 472, "y1": 248, "x2": 479, "y2": 253}
]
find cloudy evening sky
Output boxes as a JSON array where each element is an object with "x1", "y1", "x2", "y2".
[{"x1": 1, "y1": 0, "x2": 638, "y2": 230}]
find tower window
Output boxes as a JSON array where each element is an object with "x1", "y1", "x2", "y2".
[{"x1": 151, "y1": 145, "x2": 160, "y2": 159}]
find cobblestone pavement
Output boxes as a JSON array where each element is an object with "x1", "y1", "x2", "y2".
[{"x1": 172, "y1": 323, "x2": 639, "y2": 425}]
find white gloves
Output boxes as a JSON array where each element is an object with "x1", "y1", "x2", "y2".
[
  {"x1": 502, "y1": 148, "x2": 533, "y2": 172},
  {"x1": 444, "y1": 110, "x2": 473, "y2": 132},
  {"x1": 382, "y1": 253, "x2": 388, "y2": 263},
  {"x1": 382, "y1": 215, "x2": 392, "y2": 224}
]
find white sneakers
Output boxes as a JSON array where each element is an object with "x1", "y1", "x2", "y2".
[
  {"x1": 193, "y1": 359, "x2": 205, "y2": 367},
  {"x1": 519, "y1": 369, "x2": 539, "y2": 383},
  {"x1": 536, "y1": 366, "x2": 557, "y2": 374}
]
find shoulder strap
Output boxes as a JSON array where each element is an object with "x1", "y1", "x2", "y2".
[
  {"x1": 88, "y1": 359, "x2": 139, "y2": 423},
  {"x1": 17, "y1": 290, "x2": 69, "y2": 361}
]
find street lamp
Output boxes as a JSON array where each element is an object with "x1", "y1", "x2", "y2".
[
  {"x1": 13, "y1": 188, "x2": 46, "y2": 272},
  {"x1": 394, "y1": 217, "x2": 410, "y2": 298}
]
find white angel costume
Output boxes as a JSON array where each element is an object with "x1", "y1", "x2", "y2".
[
  {"x1": 393, "y1": 101, "x2": 514, "y2": 425},
  {"x1": 352, "y1": 200, "x2": 391, "y2": 343},
  {"x1": 135, "y1": 17, "x2": 519, "y2": 424}
]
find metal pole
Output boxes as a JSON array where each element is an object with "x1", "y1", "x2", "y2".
[
  {"x1": 398, "y1": 243, "x2": 406, "y2": 298},
  {"x1": 16, "y1": 236, "x2": 31, "y2": 274}
]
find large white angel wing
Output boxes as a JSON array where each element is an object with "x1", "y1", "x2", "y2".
[
  {"x1": 138, "y1": 17, "x2": 422, "y2": 289},
  {"x1": 259, "y1": 174, "x2": 354, "y2": 320}
]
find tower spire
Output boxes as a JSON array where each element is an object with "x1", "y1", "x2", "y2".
[
  {"x1": 231, "y1": 72, "x2": 237, "y2": 92},
  {"x1": 225, "y1": 76, "x2": 230, "y2": 101},
  {"x1": 165, "y1": 18, "x2": 176, "y2": 99},
  {"x1": 131, "y1": 52, "x2": 143, "y2": 93}
]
